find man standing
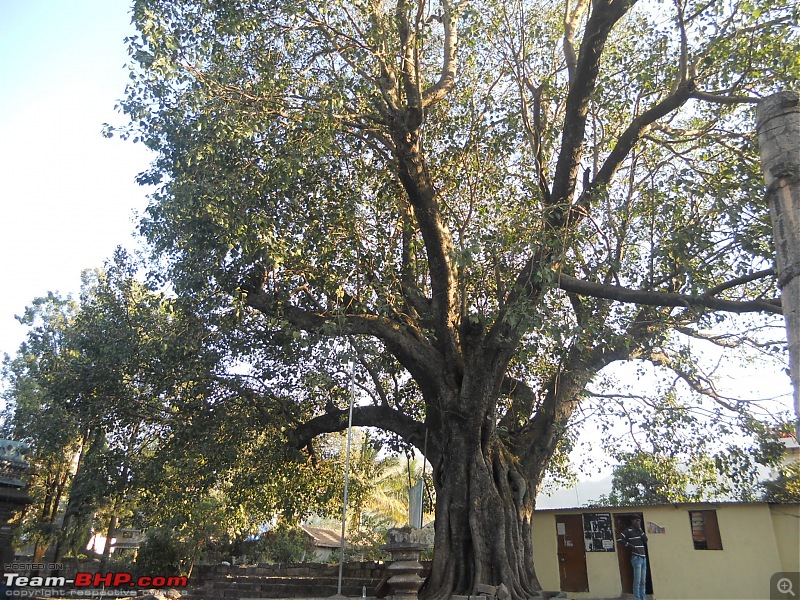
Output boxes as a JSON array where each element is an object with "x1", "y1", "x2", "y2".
[{"x1": 618, "y1": 517, "x2": 648, "y2": 600}]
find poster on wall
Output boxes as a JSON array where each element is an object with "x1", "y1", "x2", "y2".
[
  {"x1": 647, "y1": 521, "x2": 666, "y2": 534},
  {"x1": 583, "y1": 513, "x2": 615, "y2": 552}
]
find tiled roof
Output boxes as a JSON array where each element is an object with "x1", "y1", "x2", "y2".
[{"x1": 300, "y1": 526, "x2": 343, "y2": 548}]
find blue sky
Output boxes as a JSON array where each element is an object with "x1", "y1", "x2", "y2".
[{"x1": 0, "y1": 0, "x2": 152, "y2": 360}]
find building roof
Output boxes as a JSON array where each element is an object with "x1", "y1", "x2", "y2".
[
  {"x1": 534, "y1": 500, "x2": 800, "y2": 513},
  {"x1": 300, "y1": 526, "x2": 343, "y2": 548}
]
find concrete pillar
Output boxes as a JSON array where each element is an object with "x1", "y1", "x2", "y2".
[
  {"x1": 756, "y1": 91, "x2": 800, "y2": 440},
  {"x1": 383, "y1": 542, "x2": 426, "y2": 600},
  {"x1": 383, "y1": 529, "x2": 430, "y2": 600}
]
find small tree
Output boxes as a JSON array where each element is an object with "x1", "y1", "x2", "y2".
[
  {"x1": 257, "y1": 525, "x2": 315, "y2": 564},
  {"x1": 3, "y1": 250, "x2": 224, "y2": 563},
  {"x1": 134, "y1": 528, "x2": 186, "y2": 577},
  {"x1": 595, "y1": 451, "x2": 716, "y2": 506},
  {"x1": 762, "y1": 462, "x2": 800, "y2": 503}
]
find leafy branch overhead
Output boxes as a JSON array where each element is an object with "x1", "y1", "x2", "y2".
[{"x1": 116, "y1": 0, "x2": 798, "y2": 596}]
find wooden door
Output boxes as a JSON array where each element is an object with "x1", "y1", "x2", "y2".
[{"x1": 555, "y1": 514, "x2": 589, "y2": 592}]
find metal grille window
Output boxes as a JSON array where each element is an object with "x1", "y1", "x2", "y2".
[{"x1": 689, "y1": 510, "x2": 723, "y2": 550}]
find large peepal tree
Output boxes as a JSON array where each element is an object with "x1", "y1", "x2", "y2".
[{"x1": 121, "y1": 0, "x2": 797, "y2": 597}]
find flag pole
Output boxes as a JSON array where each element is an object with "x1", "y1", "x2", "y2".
[{"x1": 336, "y1": 357, "x2": 357, "y2": 597}]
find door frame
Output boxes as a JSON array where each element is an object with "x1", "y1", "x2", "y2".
[
  {"x1": 613, "y1": 512, "x2": 654, "y2": 596},
  {"x1": 555, "y1": 514, "x2": 589, "y2": 593}
]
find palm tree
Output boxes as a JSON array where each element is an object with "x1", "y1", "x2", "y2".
[{"x1": 350, "y1": 433, "x2": 433, "y2": 530}]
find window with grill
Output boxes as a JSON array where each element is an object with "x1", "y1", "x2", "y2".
[{"x1": 689, "y1": 510, "x2": 723, "y2": 550}]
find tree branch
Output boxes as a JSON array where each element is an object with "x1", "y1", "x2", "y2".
[
  {"x1": 498, "y1": 376, "x2": 540, "y2": 431},
  {"x1": 351, "y1": 343, "x2": 391, "y2": 407},
  {"x1": 391, "y1": 126, "x2": 460, "y2": 381},
  {"x1": 690, "y1": 89, "x2": 760, "y2": 105},
  {"x1": 422, "y1": 0, "x2": 458, "y2": 107},
  {"x1": 557, "y1": 274, "x2": 782, "y2": 314},
  {"x1": 647, "y1": 351, "x2": 742, "y2": 412},
  {"x1": 289, "y1": 404, "x2": 430, "y2": 457},
  {"x1": 675, "y1": 325, "x2": 785, "y2": 350},
  {"x1": 704, "y1": 268, "x2": 775, "y2": 296},
  {"x1": 244, "y1": 287, "x2": 444, "y2": 395},
  {"x1": 550, "y1": 0, "x2": 637, "y2": 209},
  {"x1": 563, "y1": 0, "x2": 590, "y2": 85},
  {"x1": 367, "y1": 0, "x2": 401, "y2": 114},
  {"x1": 493, "y1": 0, "x2": 639, "y2": 348},
  {"x1": 587, "y1": 79, "x2": 696, "y2": 203}
]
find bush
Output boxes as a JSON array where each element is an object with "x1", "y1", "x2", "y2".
[
  {"x1": 345, "y1": 514, "x2": 393, "y2": 562},
  {"x1": 134, "y1": 529, "x2": 185, "y2": 576},
  {"x1": 762, "y1": 462, "x2": 800, "y2": 503},
  {"x1": 255, "y1": 526, "x2": 314, "y2": 564}
]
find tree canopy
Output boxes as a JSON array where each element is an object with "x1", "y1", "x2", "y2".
[
  {"x1": 2, "y1": 251, "x2": 412, "y2": 571},
  {"x1": 102, "y1": 0, "x2": 800, "y2": 596},
  {"x1": 2, "y1": 252, "x2": 221, "y2": 561},
  {"x1": 762, "y1": 461, "x2": 800, "y2": 503}
]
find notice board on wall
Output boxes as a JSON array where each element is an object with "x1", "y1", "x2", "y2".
[{"x1": 582, "y1": 513, "x2": 615, "y2": 552}]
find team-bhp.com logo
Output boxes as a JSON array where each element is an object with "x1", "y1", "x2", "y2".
[{"x1": 4, "y1": 572, "x2": 188, "y2": 588}]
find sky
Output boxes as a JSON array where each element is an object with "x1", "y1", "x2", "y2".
[{"x1": 0, "y1": 0, "x2": 152, "y2": 361}]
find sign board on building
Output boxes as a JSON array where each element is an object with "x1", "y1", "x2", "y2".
[{"x1": 582, "y1": 513, "x2": 615, "y2": 552}]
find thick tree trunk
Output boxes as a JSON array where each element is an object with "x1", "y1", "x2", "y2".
[
  {"x1": 101, "y1": 513, "x2": 119, "y2": 568},
  {"x1": 52, "y1": 512, "x2": 72, "y2": 564},
  {"x1": 421, "y1": 419, "x2": 541, "y2": 600},
  {"x1": 756, "y1": 91, "x2": 800, "y2": 440},
  {"x1": 43, "y1": 480, "x2": 72, "y2": 565}
]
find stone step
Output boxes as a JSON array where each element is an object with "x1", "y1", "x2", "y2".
[
  {"x1": 184, "y1": 576, "x2": 385, "y2": 600},
  {"x1": 208, "y1": 577, "x2": 383, "y2": 585},
  {"x1": 185, "y1": 583, "x2": 374, "y2": 599},
  {"x1": 192, "y1": 565, "x2": 386, "y2": 579},
  {"x1": 181, "y1": 561, "x2": 424, "y2": 600}
]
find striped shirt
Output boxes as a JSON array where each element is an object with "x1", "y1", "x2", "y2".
[{"x1": 618, "y1": 526, "x2": 648, "y2": 557}]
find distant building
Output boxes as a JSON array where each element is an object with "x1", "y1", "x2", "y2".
[
  {"x1": 779, "y1": 430, "x2": 800, "y2": 465},
  {"x1": 766, "y1": 429, "x2": 800, "y2": 481},
  {"x1": 87, "y1": 528, "x2": 144, "y2": 556},
  {"x1": 299, "y1": 526, "x2": 342, "y2": 562},
  {"x1": 111, "y1": 528, "x2": 144, "y2": 552},
  {"x1": 0, "y1": 440, "x2": 31, "y2": 567},
  {"x1": 0, "y1": 440, "x2": 29, "y2": 488},
  {"x1": 532, "y1": 501, "x2": 799, "y2": 600}
]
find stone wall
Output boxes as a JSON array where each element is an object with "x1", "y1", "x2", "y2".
[{"x1": 190, "y1": 561, "x2": 392, "y2": 584}]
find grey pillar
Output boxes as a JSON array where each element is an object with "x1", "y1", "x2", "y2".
[{"x1": 383, "y1": 542, "x2": 426, "y2": 600}]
